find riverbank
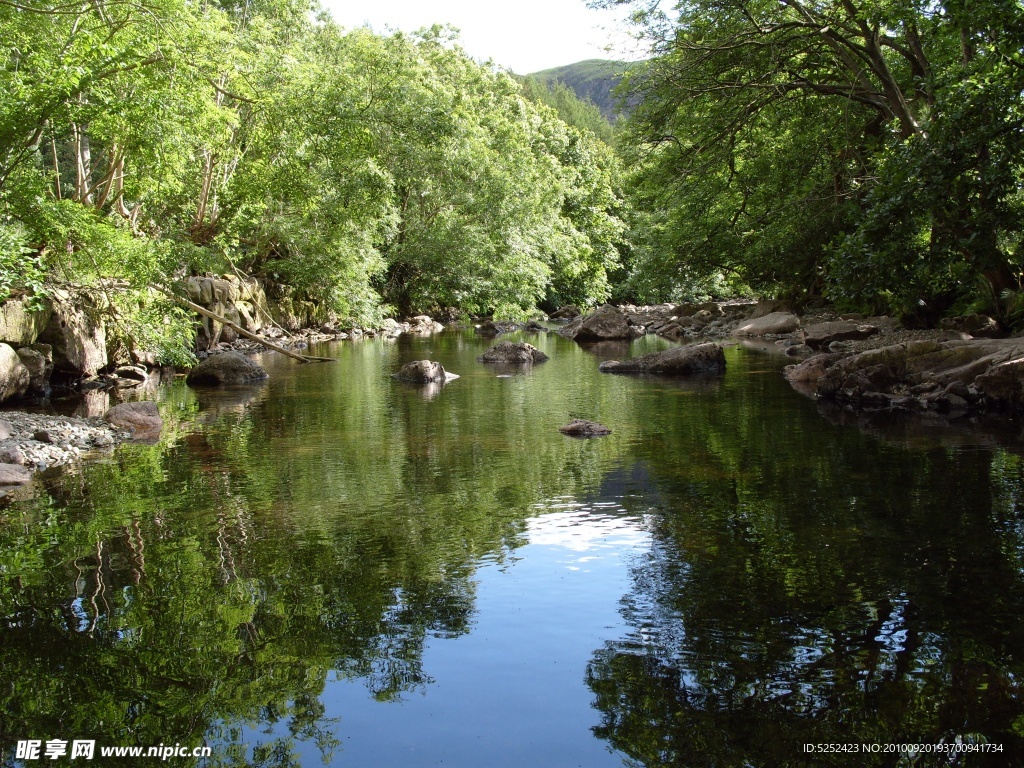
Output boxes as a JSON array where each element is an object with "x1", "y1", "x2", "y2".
[
  {"x1": 0, "y1": 292, "x2": 1015, "y2": 493},
  {"x1": 0, "y1": 411, "x2": 131, "y2": 488}
]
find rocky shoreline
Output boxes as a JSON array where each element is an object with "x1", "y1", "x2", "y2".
[
  {"x1": 1, "y1": 290, "x2": 1020, "y2": 492},
  {"x1": 0, "y1": 411, "x2": 132, "y2": 488}
]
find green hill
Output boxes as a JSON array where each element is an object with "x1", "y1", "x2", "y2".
[
  {"x1": 527, "y1": 60, "x2": 634, "y2": 121},
  {"x1": 517, "y1": 76, "x2": 615, "y2": 142}
]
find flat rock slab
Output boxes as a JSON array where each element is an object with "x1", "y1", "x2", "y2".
[
  {"x1": 803, "y1": 321, "x2": 878, "y2": 349},
  {"x1": 0, "y1": 462, "x2": 32, "y2": 485},
  {"x1": 732, "y1": 311, "x2": 800, "y2": 337},
  {"x1": 186, "y1": 351, "x2": 269, "y2": 386},
  {"x1": 105, "y1": 401, "x2": 163, "y2": 434},
  {"x1": 790, "y1": 338, "x2": 1024, "y2": 411},
  {"x1": 558, "y1": 419, "x2": 612, "y2": 437},
  {"x1": 477, "y1": 341, "x2": 549, "y2": 365},
  {"x1": 599, "y1": 343, "x2": 725, "y2": 375}
]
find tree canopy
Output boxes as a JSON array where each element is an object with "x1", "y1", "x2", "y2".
[
  {"x1": 0, "y1": 1, "x2": 626, "y2": 347},
  {"x1": 602, "y1": 0, "x2": 1024, "y2": 318}
]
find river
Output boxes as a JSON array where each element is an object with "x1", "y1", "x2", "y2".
[{"x1": 2, "y1": 328, "x2": 1023, "y2": 767}]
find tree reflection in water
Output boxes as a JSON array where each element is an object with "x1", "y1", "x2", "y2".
[{"x1": 586, "y1": 447, "x2": 1024, "y2": 767}]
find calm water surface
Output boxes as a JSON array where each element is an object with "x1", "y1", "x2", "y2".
[{"x1": 3, "y1": 329, "x2": 1024, "y2": 767}]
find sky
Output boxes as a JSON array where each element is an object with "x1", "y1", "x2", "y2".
[{"x1": 317, "y1": 0, "x2": 644, "y2": 74}]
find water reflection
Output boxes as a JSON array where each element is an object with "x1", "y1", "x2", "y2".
[
  {"x1": 1, "y1": 333, "x2": 1024, "y2": 766},
  {"x1": 587, "y1": 416, "x2": 1024, "y2": 766},
  {"x1": 815, "y1": 399, "x2": 1024, "y2": 449},
  {"x1": 192, "y1": 380, "x2": 269, "y2": 415}
]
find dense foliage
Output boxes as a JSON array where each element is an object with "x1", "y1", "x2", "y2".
[
  {"x1": 0, "y1": 1, "x2": 625, "y2": 340},
  {"x1": 603, "y1": 0, "x2": 1024, "y2": 319}
]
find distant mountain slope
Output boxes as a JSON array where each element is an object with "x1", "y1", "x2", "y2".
[
  {"x1": 517, "y1": 75, "x2": 614, "y2": 142},
  {"x1": 527, "y1": 60, "x2": 634, "y2": 121}
]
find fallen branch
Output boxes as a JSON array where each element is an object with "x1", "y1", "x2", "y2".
[{"x1": 150, "y1": 283, "x2": 336, "y2": 363}]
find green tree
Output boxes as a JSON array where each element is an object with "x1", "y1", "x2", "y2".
[{"x1": 601, "y1": 0, "x2": 1024, "y2": 315}]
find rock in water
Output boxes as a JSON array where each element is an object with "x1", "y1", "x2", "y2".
[
  {"x1": 558, "y1": 419, "x2": 612, "y2": 437},
  {"x1": 598, "y1": 343, "x2": 726, "y2": 375},
  {"x1": 186, "y1": 351, "x2": 269, "y2": 386},
  {"x1": 477, "y1": 341, "x2": 549, "y2": 364},
  {"x1": 105, "y1": 401, "x2": 163, "y2": 434},
  {"x1": 550, "y1": 305, "x2": 581, "y2": 320},
  {"x1": 395, "y1": 360, "x2": 456, "y2": 384},
  {"x1": 557, "y1": 305, "x2": 635, "y2": 342}
]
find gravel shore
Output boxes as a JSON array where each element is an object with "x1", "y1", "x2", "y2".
[{"x1": 0, "y1": 411, "x2": 131, "y2": 475}]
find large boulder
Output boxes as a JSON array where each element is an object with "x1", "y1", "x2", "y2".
[
  {"x1": 802, "y1": 321, "x2": 878, "y2": 350},
  {"x1": 477, "y1": 341, "x2": 549, "y2": 365},
  {"x1": 16, "y1": 344, "x2": 52, "y2": 393},
  {"x1": 747, "y1": 299, "x2": 794, "y2": 319},
  {"x1": 184, "y1": 275, "x2": 241, "y2": 307},
  {"x1": 395, "y1": 360, "x2": 459, "y2": 384},
  {"x1": 733, "y1": 311, "x2": 800, "y2": 337},
  {"x1": 406, "y1": 315, "x2": 444, "y2": 334},
  {"x1": 186, "y1": 351, "x2": 268, "y2": 386},
  {"x1": 105, "y1": 401, "x2": 163, "y2": 434},
  {"x1": 0, "y1": 295, "x2": 52, "y2": 345},
  {"x1": 37, "y1": 291, "x2": 107, "y2": 376},
  {"x1": 599, "y1": 343, "x2": 726, "y2": 375},
  {"x1": 558, "y1": 304, "x2": 636, "y2": 342},
  {"x1": 0, "y1": 343, "x2": 30, "y2": 402}
]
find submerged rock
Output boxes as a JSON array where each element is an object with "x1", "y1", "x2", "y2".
[
  {"x1": 105, "y1": 401, "x2": 163, "y2": 435},
  {"x1": 0, "y1": 462, "x2": 31, "y2": 485},
  {"x1": 477, "y1": 341, "x2": 549, "y2": 365},
  {"x1": 186, "y1": 351, "x2": 269, "y2": 386},
  {"x1": 558, "y1": 419, "x2": 612, "y2": 437},
  {"x1": 598, "y1": 343, "x2": 726, "y2": 375}
]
